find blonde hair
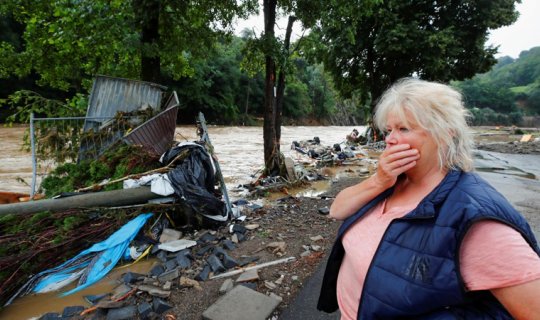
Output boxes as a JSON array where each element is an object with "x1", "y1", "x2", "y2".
[{"x1": 373, "y1": 78, "x2": 474, "y2": 172}]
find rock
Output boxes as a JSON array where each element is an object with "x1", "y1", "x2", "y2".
[
  {"x1": 266, "y1": 241, "x2": 286, "y2": 254},
  {"x1": 197, "y1": 244, "x2": 215, "y2": 256},
  {"x1": 152, "y1": 298, "x2": 173, "y2": 314},
  {"x1": 221, "y1": 253, "x2": 239, "y2": 269},
  {"x1": 61, "y1": 306, "x2": 85, "y2": 318},
  {"x1": 245, "y1": 224, "x2": 260, "y2": 230},
  {"x1": 122, "y1": 272, "x2": 144, "y2": 284},
  {"x1": 230, "y1": 224, "x2": 247, "y2": 234},
  {"x1": 106, "y1": 305, "x2": 137, "y2": 320},
  {"x1": 175, "y1": 253, "x2": 192, "y2": 269},
  {"x1": 149, "y1": 264, "x2": 165, "y2": 277},
  {"x1": 219, "y1": 278, "x2": 234, "y2": 294},
  {"x1": 311, "y1": 245, "x2": 322, "y2": 251},
  {"x1": 240, "y1": 282, "x2": 257, "y2": 290},
  {"x1": 222, "y1": 239, "x2": 236, "y2": 250},
  {"x1": 202, "y1": 285, "x2": 281, "y2": 320},
  {"x1": 195, "y1": 265, "x2": 211, "y2": 281},
  {"x1": 317, "y1": 207, "x2": 330, "y2": 215},
  {"x1": 310, "y1": 235, "x2": 324, "y2": 242},
  {"x1": 300, "y1": 250, "x2": 311, "y2": 257},
  {"x1": 111, "y1": 284, "x2": 132, "y2": 300},
  {"x1": 199, "y1": 232, "x2": 218, "y2": 243},
  {"x1": 159, "y1": 228, "x2": 183, "y2": 243},
  {"x1": 156, "y1": 250, "x2": 168, "y2": 262},
  {"x1": 231, "y1": 233, "x2": 239, "y2": 244},
  {"x1": 237, "y1": 255, "x2": 260, "y2": 267},
  {"x1": 236, "y1": 269, "x2": 259, "y2": 283},
  {"x1": 38, "y1": 313, "x2": 60, "y2": 320},
  {"x1": 136, "y1": 284, "x2": 171, "y2": 298},
  {"x1": 264, "y1": 280, "x2": 277, "y2": 290},
  {"x1": 164, "y1": 259, "x2": 177, "y2": 271},
  {"x1": 162, "y1": 281, "x2": 172, "y2": 291},
  {"x1": 84, "y1": 293, "x2": 108, "y2": 306},
  {"x1": 179, "y1": 276, "x2": 202, "y2": 291},
  {"x1": 137, "y1": 302, "x2": 152, "y2": 320},
  {"x1": 207, "y1": 254, "x2": 226, "y2": 273},
  {"x1": 157, "y1": 268, "x2": 180, "y2": 283},
  {"x1": 235, "y1": 232, "x2": 247, "y2": 242}
]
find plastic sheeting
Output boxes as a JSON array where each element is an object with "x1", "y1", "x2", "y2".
[
  {"x1": 5, "y1": 213, "x2": 153, "y2": 305},
  {"x1": 161, "y1": 142, "x2": 227, "y2": 222}
]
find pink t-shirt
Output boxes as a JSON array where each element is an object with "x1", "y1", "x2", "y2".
[{"x1": 336, "y1": 200, "x2": 540, "y2": 320}]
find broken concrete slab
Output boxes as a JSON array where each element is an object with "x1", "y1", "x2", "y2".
[
  {"x1": 202, "y1": 285, "x2": 281, "y2": 320},
  {"x1": 157, "y1": 239, "x2": 197, "y2": 252},
  {"x1": 235, "y1": 269, "x2": 259, "y2": 283},
  {"x1": 135, "y1": 284, "x2": 171, "y2": 298},
  {"x1": 159, "y1": 228, "x2": 183, "y2": 243},
  {"x1": 157, "y1": 268, "x2": 180, "y2": 283}
]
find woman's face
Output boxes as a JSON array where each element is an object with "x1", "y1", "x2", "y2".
[{"x1": 383, "y1": 110, "x2": 440, "y2": 172}]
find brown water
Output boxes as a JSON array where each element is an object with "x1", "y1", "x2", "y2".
[
  {"x1": 0, "y1": 125, "x2": 363, "y2": 319},
  {"x1": 0, "y1": 125, "x2": 363, "y2": 195},
  {"x1": 0, "y1": 260, "x2": 157, "y2": 319}
]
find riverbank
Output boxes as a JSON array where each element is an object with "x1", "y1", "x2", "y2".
[{"x1": 1, "y1": 127, "x2": 540, "y2": 319}]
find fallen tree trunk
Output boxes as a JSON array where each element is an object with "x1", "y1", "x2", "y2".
[{"x1": 0, "y1": 187, "x2": 163, "y2": 216}]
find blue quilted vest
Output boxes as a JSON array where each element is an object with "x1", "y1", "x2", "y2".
[{"x1": 318, "y1": 170, "x2": 540, "y2": 319}]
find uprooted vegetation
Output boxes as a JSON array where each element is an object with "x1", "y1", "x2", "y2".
[{"x1": 40, "y1": 143, "x2": 161, "y2": 197}]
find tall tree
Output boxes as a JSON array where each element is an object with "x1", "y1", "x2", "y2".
[
  {"x1": 0, "y1": 0, "x2": 255, "y2": 90},
  {"x1": 306, "y1": 0, "x2": 520, "y2": 115}
]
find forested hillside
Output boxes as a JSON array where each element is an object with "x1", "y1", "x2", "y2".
[{"x1": 452, "y1": 47, "x2": 540, "y2": 126}]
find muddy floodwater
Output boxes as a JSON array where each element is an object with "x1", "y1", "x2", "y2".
[{"x1": 0, "y1": 125, "x2": 362, "y2": 196}]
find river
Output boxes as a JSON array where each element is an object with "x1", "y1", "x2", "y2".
[{"x1": 0, "y1": 125, "x2": 362, "y2": 196}]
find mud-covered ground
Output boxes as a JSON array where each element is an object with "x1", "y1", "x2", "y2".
[{"x1": 165, "y1": 175, "x2": 362, "y2": 319}]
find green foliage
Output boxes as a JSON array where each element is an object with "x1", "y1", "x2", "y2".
[
  {"x1": 305, "y1": 0, "x2": 519, "y2": 112},
  {"x1": 453, "y1": 46, "x2": 540, "y2": 119},
  {"x1": 40, "y1": 143, "x2": 160, "y2": 197}
]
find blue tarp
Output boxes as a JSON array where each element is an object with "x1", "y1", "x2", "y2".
[{"x1": 6, "y1": 213, "x2": 153, "y2": 305}]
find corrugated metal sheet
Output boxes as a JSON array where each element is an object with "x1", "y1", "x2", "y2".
[
  {"x1": 78, "y1": 76, "x2": 174, "y2": 161},
  {"x1": 123, "y1": 92, "x2": 180, "y2": 156},
  {"x1": 85, "y1": 75, "x2": 167, "y2": 119}
]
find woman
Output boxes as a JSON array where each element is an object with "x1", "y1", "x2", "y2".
[{"x1": 318, "y1": 78, "x2": 540, "y2": 319}]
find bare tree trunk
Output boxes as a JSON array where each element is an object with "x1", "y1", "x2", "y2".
[
  {"x1": 135, "y1": 0, "x2": 161, "y2": 83},
  {"x1": 263, "y1": 0, "x2": 279, "y2": 176},
  {"x1": 275, "y1": 16, "x2": 296, "y2": 144}
]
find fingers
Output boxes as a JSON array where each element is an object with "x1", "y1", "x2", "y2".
[{"x1": 375, "y1": 144, "x2": 419, "y2": 188}]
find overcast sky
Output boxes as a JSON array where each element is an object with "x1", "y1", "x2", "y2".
[
  {"x1": 236, "y1": 0, "x2": 540, "y2": 59},
  {"x1": 487, "y1": 0, "x2": 540, "y2": 58}
]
